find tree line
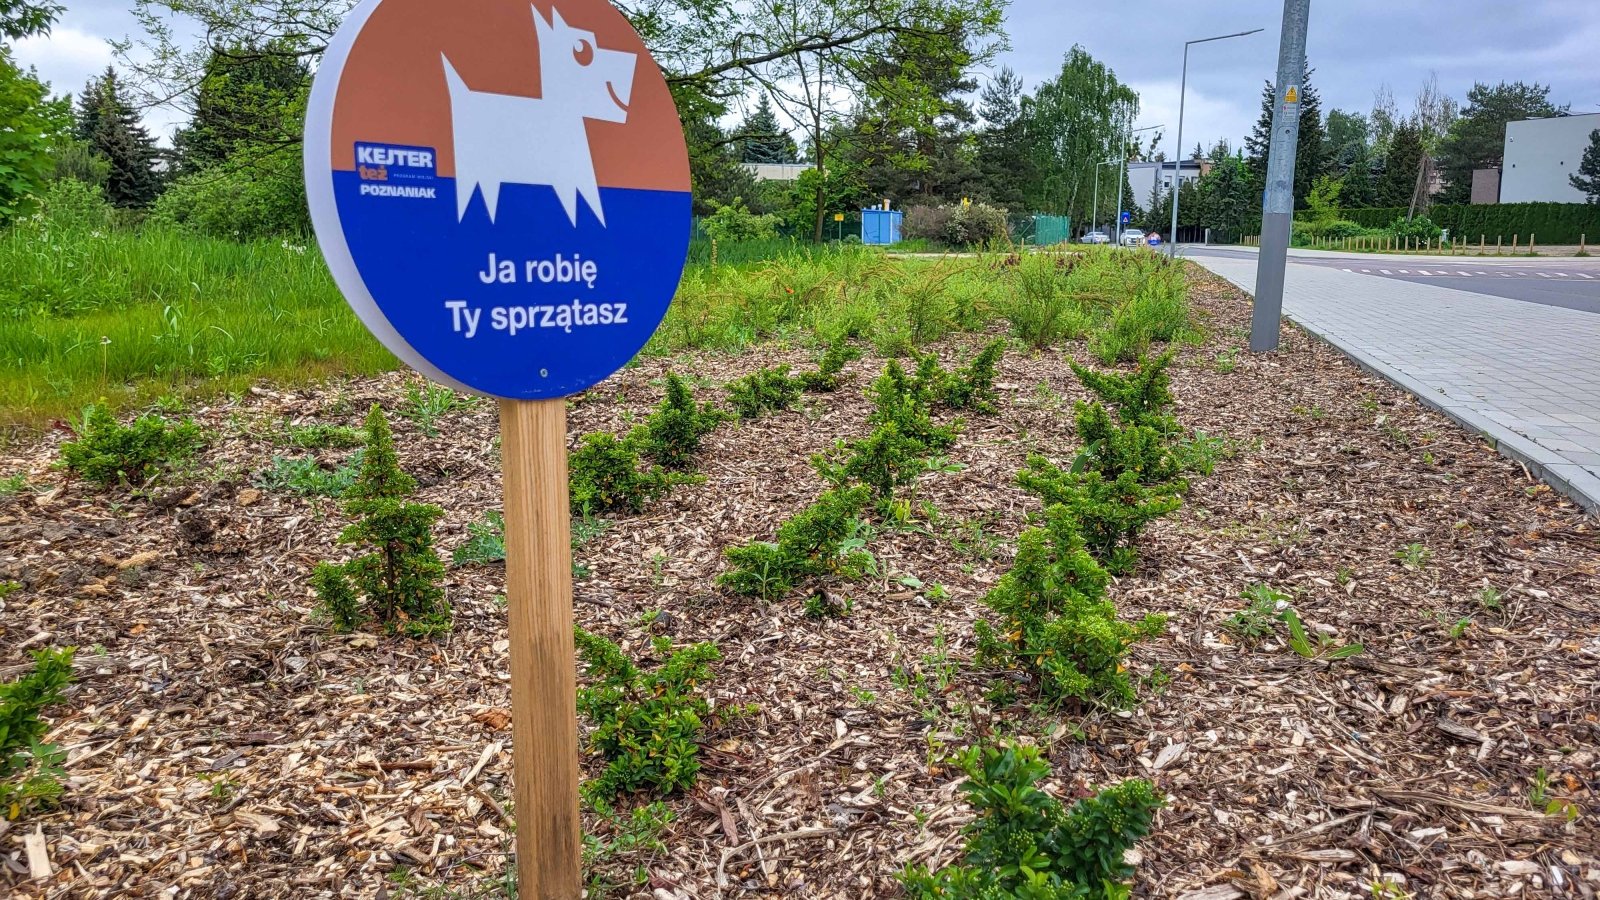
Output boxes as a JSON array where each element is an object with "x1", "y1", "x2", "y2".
[{"x1": 1, "y1": 0, "x2": 1594, "y2": 244}]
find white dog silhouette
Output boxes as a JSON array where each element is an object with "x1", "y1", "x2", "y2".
[{"x1": 442, "y1": 5, "x2": 637, "y2": 226}]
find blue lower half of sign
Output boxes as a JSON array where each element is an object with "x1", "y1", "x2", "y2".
[{"x1": 333, "y1": 171, "x2": 691, "y2": 399}]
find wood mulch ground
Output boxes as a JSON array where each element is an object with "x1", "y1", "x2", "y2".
[{"x1": 2, "y1": 267, "x2": 1597, "y2": 899}]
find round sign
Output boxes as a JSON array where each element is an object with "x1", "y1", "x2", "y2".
[{"x1": 305, "y1": 0, "x2": 691, "y2": 399}]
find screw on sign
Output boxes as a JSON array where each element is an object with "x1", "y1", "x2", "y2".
[{"x1": 304, "y1": 1, "x2": 690, "y2": 894}]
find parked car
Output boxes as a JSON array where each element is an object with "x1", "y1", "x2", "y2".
[
  {"x1": 1118, "y1": 230, "x2": 1146, "y2": 247},
  {"x1": 1080, "y1": 229, "x2": 1111, "y2": 245}
]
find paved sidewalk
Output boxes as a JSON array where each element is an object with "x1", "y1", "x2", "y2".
[{"x1": 1187, "y1": 253, "x2": 1600, "y2": 514}]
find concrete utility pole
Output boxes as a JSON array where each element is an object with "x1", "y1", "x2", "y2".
[{"x1": 1250, "y1": 0, "x2": 1310, "y2": 352}]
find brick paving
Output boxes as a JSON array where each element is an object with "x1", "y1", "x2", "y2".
[{"x1": 1188, "y1": 253, "x2": 1600, "y2": 514}]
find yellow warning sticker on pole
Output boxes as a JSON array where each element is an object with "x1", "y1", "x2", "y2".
[{"x1": 1285, "y1": 86, "x2": 1299, "y2": 104}]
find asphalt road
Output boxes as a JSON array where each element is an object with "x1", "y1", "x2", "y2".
[{"x1": 1182, "y1": 246, "x2": 1600, "y2": 315}]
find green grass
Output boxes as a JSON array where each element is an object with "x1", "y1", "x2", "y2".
[
  {"x1": 0, "y1": 221, "x2": 395, "y2": 431},
  {"x1": 2, "y1": 214, "x2": 1192, "y2": 432}
]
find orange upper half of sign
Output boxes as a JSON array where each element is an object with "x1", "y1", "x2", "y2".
[{"x1": 329, "y1": 0, "x2": 688, "y2": 192}]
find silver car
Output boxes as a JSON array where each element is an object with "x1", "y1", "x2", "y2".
[{"x1": 1080, "y1": 229, "x2": 1111, "y2": 244}]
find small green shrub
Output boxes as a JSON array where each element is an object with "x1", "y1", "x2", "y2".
[
  {"x1": 311, "y1": 406, "x2": 450, "y2": 637},
  {"x1": 900, "y1": 742, "x2": 1164, "y2": 898},
  {"x1": 1, "y1": 647, "x2": 75, "y2": 820},
  {"x1": 1070, "y1": 352, "x2": 1178, "y2": 434},
  {"x1": 719, "y1": 486, "x2": 874, "y2": 600},
  {"x1": 725, "y1": 366, "x2": 802, "y2": 419},
  {"x1": 975, "y1": 506, "x2": 1165, "y2": 706},
  {"x1": 570, "y1": 432, "x2": 679, "y2": 516},
  {"x1": 453, "y1": 510, "x2": 506, "y2": 566},
  {"x1": 283, "y1": 423, "x2": 363, "y2": 449},
  {"x1": 149, "y1": 145, "x2": 309, "y2": 240},
  {"x1": 574, "y1": 628, "x2": 719, "y2": 798},
  {"x1": 59, "y1": 402, "x2": 204, "y2": 487},
  {"x1": 938, "y1": 339, "x2": 1006, "y2": 414},
  {"x1": 256, "y1": 451, "x2": 364, "y2": 497},
  {"x1": 1389, "y1": 215, "x2": 1442, "y2": 244},
  {"x1": 798, "y1": 340, "x2": 862, "y2": 392},
  {"x1": 1091, "y1": 278, "x2": 1190, "y2": 365},
  {"x1": 312, "y1": 561, "x2": 364, "y2": 632},
  {"x1": 1172, "y1": 430, "x2": 1224, "y2": 476},
  {"x1": 813, "y1": 422, "x2": 933, "y2": 506},
  {"x1": 631, "y1": 373, "x2": 728, "y2": 471},
  {"x1": 867, "y1": 361, "x2": 958, "y2": 452},
  {"x1": 1018, "y1": 399, "x2": 1186, "y2": 576}
]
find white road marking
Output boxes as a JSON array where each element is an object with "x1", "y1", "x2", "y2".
[
  {"x1": 1398, "y1": 269, "x2": 1411, "y2": 274},
  {"x1": 1538, "y1": 272, "x2": 1551, "y2": 277},
  {"x1": 1581, "y1": 273, "x2": 1595, "y2": 279},
  {"x1": 1380, "y1": 269, "x2": 1393, "y2": 275},
  {"x1": 1457, "y1": 271, "x2": 1473, "y2": 276},
  {"x1": 1557, "y1": 272, "x2": 1570, "y2": 277}
]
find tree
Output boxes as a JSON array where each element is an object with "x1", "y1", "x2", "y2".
[
  {"x1": 1245, "y1": 62, "x2": 1325, "y2": 208},
  {"x1": 1436, "y1": 80, "x2": 1565, "y2": 204},
  {"x1": 1323, "y1": 109, "x2": 1369, "y2": 173},
  {"x1": 0, "y1": 0, "x2": 61, "y2": 40},
  {"x1": 736, "y1": 95, "x2": 798, "y2": 164},
  {"x1": 1021, "y1": 45, "x2": 1139, "y2": 225},
  {"x1": 1571, "y1": 129, "x2": 1600, "y2": 204},
  {"x1": 172, "y1": 42, "x2": 308, "y2": 174},
  {"x1": 839, "y1": 23, "x2": 983, "y2": 204},
  {"x1": 1192, "y1": 154, "x2": 1257, "y2": 237},
  {"x1": 975, "y1": 66, "x2": 1032, "y2": 211},
  {"x1": 1376, "y1": 120, "x2": 1424, "y2": 208},
  {"x1": 116, "y1": 0, "x2": 1006, "y2": 234},
  {"x1": 0, "y1": 49, "x2": 69, "y2": 221},
  {"x1": 76, "y1": 68, "x2": 161, "y2": 208}
]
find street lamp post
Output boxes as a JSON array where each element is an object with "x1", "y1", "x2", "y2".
[
  {"x1": 1093, "y1": 160, "x2": 1117, "y2": 238},
  {"x1": 1168, "y1": 27, "x2": 1263, "y2": 258}
]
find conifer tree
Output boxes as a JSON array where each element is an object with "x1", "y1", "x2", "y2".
[
  {"x1": 313, "y1": 406, "x2": 450, "y2": 636},
  {"x1": 75, "y1": 68, "x2": 161, "y2": 208}
]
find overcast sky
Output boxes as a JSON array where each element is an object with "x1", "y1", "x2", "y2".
[{"x1": 11, "y1": 0, "x2": 1600, "y2": 150}]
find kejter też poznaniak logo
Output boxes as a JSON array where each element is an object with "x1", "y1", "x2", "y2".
[{"x1": 304, "y1": 0, "x2": 692, "y2": 400}]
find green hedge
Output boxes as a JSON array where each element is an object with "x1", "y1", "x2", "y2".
[{"x1": 1305, "y1": 203, "x2": 1600, "y2": 244}]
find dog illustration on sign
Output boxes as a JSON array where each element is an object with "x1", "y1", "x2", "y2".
[{"x1": 441, "y1": 4, "x2": 636, "y2": 227}]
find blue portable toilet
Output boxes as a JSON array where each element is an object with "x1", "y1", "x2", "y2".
[{"x1": 861, "y1": 208, "x2": 903, "y2": 245}]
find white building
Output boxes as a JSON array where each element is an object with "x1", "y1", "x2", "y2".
[
  {"x1": 741, "y1": 162, "x2": 812, "y2": 182},
  {"x1": 1127, "y1": 160, "x2": 1205, "y2": 207},
  {"x1": 1501, "y1": 112, "x2": 1600, "y2": 204}
]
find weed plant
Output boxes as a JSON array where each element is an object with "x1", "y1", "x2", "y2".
[
  {"x1": 631, "y1": 373, "x2": 728, "y2": 470},
  {"x1": 312, "y1": 406, "x2": 450, "y2": 636},
  {"x1": 974, "y1": 506, "x2": 1166, "y2": 706},
  {"x1": 725, "y1": 366, "x2": 802, "y2": 420},
  {"x1": 719, "y1": 486, "x2": 874, "y2": 600},
  {"x1": 257, "y1": 452, "x2": 363, "y2": 497},
  {"x1": 574, "y1": 628, "x2": 719, "y2": 799},
  {"x1": 58, "y1": 402, "x2": 204, "y2": 487},
  {"x1": 402, "y1": 381, "x2": 479, "y2": 436},
  {"x1": 900, "y1": 742, "x2": 1163, "y2": 898},
  {"x1": 452, "y1": 510, "x2": 506, "y2": 566},
  {"x1": 282, "y1": 422, "x2": 363, "y2": 449},
  {"x1": 1, "y1": 647, "x2": 75, "y2": 820}
]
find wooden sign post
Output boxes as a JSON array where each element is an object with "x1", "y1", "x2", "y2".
[
  {"x1": 501, "y1": 399, "x2": 581, "y2": 893},
  {"x1": 304, "y1": 0, "x2": 692, "y2": 892}
]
